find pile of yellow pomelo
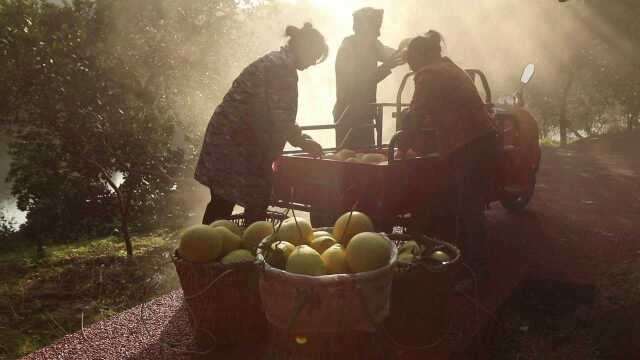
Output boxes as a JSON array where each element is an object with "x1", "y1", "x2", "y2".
[
  {"x1": 322, "y1": 149, "x2": 388, "y2": 165},
  {"x1": 177, "y1": 219, "x2": 276, "y2": 265},
  {"x1": 265, "y1": 211, "x2": 392, "y2": 276},
  {"x1": 177, "y1": 211, "x2": 394, "y2": 276}
]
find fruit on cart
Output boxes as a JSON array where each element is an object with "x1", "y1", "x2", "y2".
[
  {"x1": 333, "y1": 211, "x2": 375, "y2": 246},
  {"x1": 336, "y1": 149, "x2": 356, "y2": 160},
  {"x1": 323, "y1": 153, "x2": 339, "y2": 160},
  {"x1": 286, "y1": 245, "x2": 327, "y2": 276},
  {"x1": 243, "y1": 221, "x2": 275, "y2": 253},
  {"x1": 321, "y1": 244, "x2": 349, "y2": 274},
  {"x1": 431, "y1": 250, "x2": 451, "y2": 262},
  {"x1": 313, "y1": 230, "x2": 332, "y2": 239},
  {"x1": 310, "y1": 235, "x2": 336, "y2": 254},
  {"x1": 178, "y1": 225, "x2": 224, "y2": 263},
  {"x1": 217, "y1": 227, "x2": 243, "y2": 255},
  {"x1": 276, "y1": 217, "x2": 314, "y2": 246},
  {"x1": 221, "y1": 249, "x2": 256, "y2": 264},
  {"x1": 362, "y1": 153, "x2": 386, "y2": 164},
  {"x1": 345, "y1": 232, "x2": 391, "y2": 273},
  {"x1": 209, "y1": 219, "x2": 242, "y2": 236}
]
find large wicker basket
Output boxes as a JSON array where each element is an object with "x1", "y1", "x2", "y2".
[
  {"x1": 257, "y1": 229, "x2": 398, "y2": 359},
  {"x1": 257, "y1": 230, "x2": 398, "y2": 333},
  {"x1": 172, "y1": 211, "x2": 286, "y2": 352},
  {"x1": 385, "y1": 233, "x2": 461, "y2": 347}
]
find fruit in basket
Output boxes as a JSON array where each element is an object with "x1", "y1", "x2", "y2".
[
  {"x1": 178, "y1": 225, "x2": 224, "y2": 263},
  {"x1": 321, "y1": 244, "x2": 349, "y2": 274},
  {"x1": 209, "y1": 219, "x2": 242, "y2": 236},
  {"x1": 264, "y1": 240, "x2": 295, "y2": 270},
  {"x1": 271, "y1": 240, "x2": 296, "y2": 259},
  {"x1": 323, "y1": 154, "x2": 339, "y2": 160},
  {"x1": 313, "y1": 231, "x2": 332, "y2": 239},
  {"x1": 362, "y1": 153, "x2": 386, "y2": 164},
  {"x1": 276, "y1": 217, "x2": 314, "y2": 246},
  {"x1": 336, "y1": 149, "x2": 356, "y2": 161},
  {"x1": 431, "y1": 250, "x2": 451, "y2": 262},
  {"x1": 243, "y1": 221, "x2": 274, "y2": 253},
  {"x1": 397, "y1": 252, "x2": 415, "y2": 265},
  {"x1": 345, "y1": 157, "x2": 361, "y2": 163},
  {"x1": 333, "y1": 211, "x2": 375, "y2": 246},
  {"x1": 221, "y1": 249, "x2": 256, "y2": 264},
  {"x1": 286, "y1": 245, "x2": 327, "y2": 276},
  {"x1": 310, "y1": 235, "x2": 336, "y2": 254},
  {"x1": 345, "y1": 232, "x2": 391, "y2": 273},
  {"x1": 398, "y1": 241, "x2": 421, "y2": 255},
  {"x1": 217, "y1": 227, "x2": 243, "y2": 255}
]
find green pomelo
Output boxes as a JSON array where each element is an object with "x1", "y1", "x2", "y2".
[
  {"x1": 209, "y1": 219, "x2": 242, "y2": 236},
  {"x1": 276, "y1": 217, "x2": 314, "y2": 246},
  {"x1": 242, "y1": 221, "x2": 274, "y2": 253},
  {"x1": 321, "y1": 244, "x2": 349, "y2": 274},
  {"x1": 286, "y1": 245, "x2": 327, "y2": 276},
  {"x1": 333, "y1": 211, "x2": 375, "y2": 246},
  {"x1": 178, "y1": 225, "x2": 224, "y2": 263},
  {"x1": 431, "y1": 250, "x2": 451, "y2": 262},
  {"x1": 346, "y1": 232, "x2": 391, "y2": 273},
  {"x1": 221, "y1": 249, "x2": 256, "y2": 264},
  {"x1": 310, "y1": 236, "x2": 336, "y2": 254}
]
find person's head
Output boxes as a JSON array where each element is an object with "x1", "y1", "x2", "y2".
[
  {"x1": 352, "y1": 7, "x2": 384, "y2": 40},
  {"x1": 285, "y1": 23, "x2": 329, "y2": 71},
  {"x1": 406, "y1": 30, "x2": 445, "y2": 72}
]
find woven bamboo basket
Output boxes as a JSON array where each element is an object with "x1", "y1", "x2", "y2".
[
  {"x1": 172, "y1": 211, "x2": 286, "y2": 352},
  {"x1": 385, "y1": 233, "x2": 461, "y2": 347},
  {"x1": 257, "y1": 228, "x2": 398, "y2": 359}
]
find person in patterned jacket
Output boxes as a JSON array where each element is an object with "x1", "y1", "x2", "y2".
[
  {"x1": 401, "y1": 30, "x2": 499, "y2": 287},
  {"x1": 195, "y1": 23, "x2": 327, "y2": 225}
]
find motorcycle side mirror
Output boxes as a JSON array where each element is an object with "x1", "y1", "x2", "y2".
[{"x1": 521, "y1": 63, "x2": 535, "y2": 85}]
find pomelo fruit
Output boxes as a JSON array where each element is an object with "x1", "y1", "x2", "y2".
[
  {"x1": 209, "y1": 219, "x2": 242, "y2": 236},
  {"x1": 333, "y1": 211, "x2": 375, "y2": 246},
  {"x1": 178, "y1": 225, "x2": 224, "y2": 263},
  {"x1": 216, "y1": 226, "x2": 243, "y2": 255},
  {"x1": 362, "y1": 153, "x2": 386, "y2": 164},
  {"x1": 397, "y1": 252, "x2": 415, "y2": 265},
  {"x1": 242, "y1": 221, "x2": 274, "y2": 253},
  {"x1": 321, "y1": 244, "x2": 349, "y2": 274},
  {"x1": 313, "y1": 231, "x2": 332, "y2": 239},
  {"x1": 222, "y1": 249, "x2": 255, "y2": 264},
  {"x1": 431, "y1": 250, "x2": 451, "y2": 262},
  {"x1": 310, "y1": 235, "x2": 336, "y2": 254},
  {"x1": 346, "y1": 232, "x2": 391, "y2": 273},
  {"x1": 286, "y1": 245, "x2": 327, "y2": 276},
  {"x1": 276, "y1": 217, "x2": 314, "y2": 246},
  {"x1": 271, "y1": 241, "x2": 296, "y2": 259},
  {"x1": 398, "y1": 240, "x2": 421, "y2": 255},
  {"x1": 336, "y1": 149, "x2": 356, "y2": 161}
]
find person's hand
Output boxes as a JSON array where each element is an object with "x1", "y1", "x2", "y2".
[
  {"x1": 382, "y1": 50, "x2": 407, "y2": 71},
  {"x1": 300, "y1": 139, "x2": 324, "y2": 158}
]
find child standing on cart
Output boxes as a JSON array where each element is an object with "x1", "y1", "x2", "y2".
[
  {"x1": 195, "y1": 23, "x2": 326, "y2": 225},
  {"x1": 401, "y1": 31, "x2": 499, "y2": 287}
]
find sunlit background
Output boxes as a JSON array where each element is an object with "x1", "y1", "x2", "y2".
[{"x1": 1, "y1": 0, "x2": 638, "y2": 226}]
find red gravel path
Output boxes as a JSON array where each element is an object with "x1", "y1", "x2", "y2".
[{"x1": 23, "y1": 132, "x2": 640, "y2": 359}]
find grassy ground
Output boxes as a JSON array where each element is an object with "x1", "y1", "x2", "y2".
[{"x1": 0, "y1": 232, "x2": 182, "y2": 360}]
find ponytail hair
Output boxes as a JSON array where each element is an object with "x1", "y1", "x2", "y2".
[{"x1": 285, "y1": 22, "x2": 329, "y2": 64}]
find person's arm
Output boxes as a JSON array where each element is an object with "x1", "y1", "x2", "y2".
[{"x1": 400, "y1": 70, "x2": 436, "y2": 152}]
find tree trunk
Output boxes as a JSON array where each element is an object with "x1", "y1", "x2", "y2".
[
  {"x1": 559, "y1": 64, "x2": 578, "y2": 146},
  {"x1": 121, "y1": 197, "x2": 133, "y2": 257}
]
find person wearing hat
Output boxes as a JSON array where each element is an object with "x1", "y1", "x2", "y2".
[{"x1": 333, "y1": 7, "x2": 406, "y2": 149}]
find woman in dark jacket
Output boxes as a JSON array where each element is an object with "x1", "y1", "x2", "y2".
[
  {"x1": 402, "y1": 31, "x2": 498, "y2": 285},
  {"x1": 195, "y1": 23, "x2": 327, "y2": 225}
]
